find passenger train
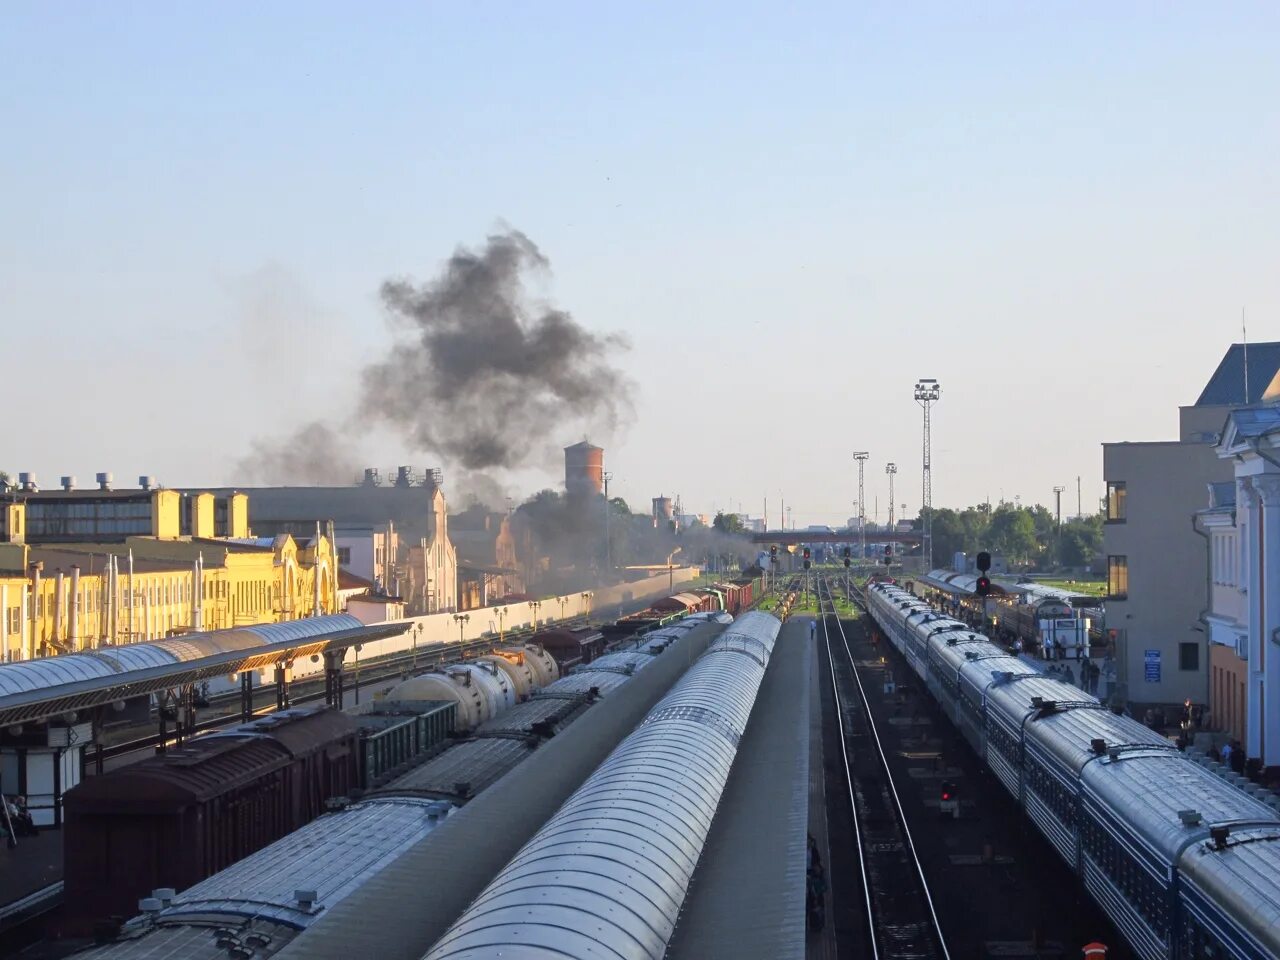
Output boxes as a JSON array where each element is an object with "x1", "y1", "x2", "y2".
[{"x1": 865, "y1": 580, "x2": 1280, "y2": 960}]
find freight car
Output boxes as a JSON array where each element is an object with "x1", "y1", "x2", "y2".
[
  {"x1": 527, "y1": 626, "x2": 605, "y2": 671},
  {"x1": 350, "y1": 699, "x2": 456, "y2": 789},
  {"x1": 865, "y1": 581, "x2": 1280, "y2": 960},
  {"x1": 61, "y1": 705, "x2": 361, "y2": 934}
]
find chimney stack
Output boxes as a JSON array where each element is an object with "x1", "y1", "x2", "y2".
[
  {"x1": 362, "y1": 468, "x2": 380, "y2": 487},
  {"x1": 395, "y1": 466, "x2": 413, "y2": 488}
]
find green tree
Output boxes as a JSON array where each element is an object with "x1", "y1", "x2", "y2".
[
  {"x1": 988, "y1": 506, "x2": 1037, "y2": 566},
  {"x1": 712, "y1": 511, "x2": 745, "y2": 535}
]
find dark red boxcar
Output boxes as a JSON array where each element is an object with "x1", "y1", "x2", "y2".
[
  {"x1": 61, "y1": 706, "x2": 359, "y2": 933},
  {"x1": 530, "y1": 627, "x2": 605, "y2": 671}
]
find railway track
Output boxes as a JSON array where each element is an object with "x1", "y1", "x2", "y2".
[{"x1": 817, "y1": 575, "x2": 950, "y2": 960}]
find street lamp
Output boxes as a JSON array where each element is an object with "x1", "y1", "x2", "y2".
[
  {"x1": 452, "y1": 613, "x2": 470, "y2": 644},
  {"x1": 411, "y1": 622, "x2": 423, "y2": 669},
  {"x1": 914, "y1": 378, "x2": 941, "y2": 572},
  {"x1": 529, "y1": 599, "x2": 542, "y2": 627},
  {"x1": 496, "y1": 605, "x2": 507, "y2": 645},
  {"x1": 580, "y1": 591, "x2": 593, "y2": 618}
]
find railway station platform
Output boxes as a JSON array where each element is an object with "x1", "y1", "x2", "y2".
[{"x1": 666, "y1": 617, "x2": 811, "y2": 960}]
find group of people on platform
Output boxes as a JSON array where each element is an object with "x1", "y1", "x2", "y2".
[{"x1": 1044, "y1": 658, "x2": 1102, "y2": 695}]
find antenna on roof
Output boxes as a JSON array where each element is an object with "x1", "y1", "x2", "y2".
[{"x1": 1243, "y1": 306, "x2": 1250, "y2": 404}]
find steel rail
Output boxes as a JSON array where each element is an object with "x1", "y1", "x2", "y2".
[{"x1": 818, "y1": 575, "x2": 951, "y2": 960}]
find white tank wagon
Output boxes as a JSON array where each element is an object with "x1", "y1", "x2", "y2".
[
  {"x1": 503, "y1": 643, "x2": 559, "y2": 690},
  {"x1": 476, "y1": 653, "x2": 537, "y2": 701},
  {"x1": 865, "y1": 580, "x2": 1280, "y2": 960},
  {"x1": 385, "y1": 662, "x2": 514, "y2": 731},
  {"x1": 70, "y1": 795, "x2": 456, "y2": 959},
  {"x1": 421, "y1": 611, "x2": 782, "y2": 960}
]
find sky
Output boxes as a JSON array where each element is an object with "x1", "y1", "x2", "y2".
[{"x1": 3, "y1": 3, "x2": 1278, "y2": 528}]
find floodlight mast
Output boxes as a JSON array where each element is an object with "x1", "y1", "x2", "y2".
[
  {"x1": 914, "y1": 379, "x2": 941, "y2": 572},
  {"x1": 853, "y1": 452, "x2": 869, "y2": 567}
]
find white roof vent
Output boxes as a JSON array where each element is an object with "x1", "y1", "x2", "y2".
[
  {"x1": 152, "y1": 887, "x2": 176, "y2": 905},
  {"x1": 294, "y1": 888, "x2": 318, "y2": 910},
  {"x1": 138, "y1": 475, "x2": 156, "y2": 491},
  {"x1": 60, "y1": 476, "x2": 76, "y2": 491},
  {"x1": 138, "y1": 897, "x2": 163, "y2": 915},
  {"x1": 95, "y1": 472, "x2": 113, "y2": 490}
]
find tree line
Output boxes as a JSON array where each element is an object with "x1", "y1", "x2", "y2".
[{"x1": 917, "y1": 503, "x2": 1104, "y2": 571}]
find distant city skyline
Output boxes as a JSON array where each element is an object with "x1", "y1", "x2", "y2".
[{"x1": 3, "y1": 4, "x2": 1276, "y2": 527}]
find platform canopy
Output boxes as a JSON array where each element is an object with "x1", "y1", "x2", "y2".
[{"x1": 0, "y1": 616, "x2": 407, "y2": 727}]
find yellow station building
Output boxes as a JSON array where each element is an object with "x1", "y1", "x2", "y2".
[{"x1": 0, "y1": 479, "x2": 338, "y2": 660}]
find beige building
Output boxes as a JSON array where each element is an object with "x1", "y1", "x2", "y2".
[{"x1": 1101, "y1": 345, "x2": 1271, "y2": 711}]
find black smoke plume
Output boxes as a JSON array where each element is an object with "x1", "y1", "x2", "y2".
[{"x1": 235, "y1": 230, "x2": 632, "y2": 485}]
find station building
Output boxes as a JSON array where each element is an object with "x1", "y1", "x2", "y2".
[
  {"x1": 0, "y1": 478, "x2": 340, "y2": 661},
  {"x1": 1101, "y1": 343, "x2": 1280, "y2": 712},
  {"x1": 219, "y1": 469, "x2": 458, "y2": 615}
]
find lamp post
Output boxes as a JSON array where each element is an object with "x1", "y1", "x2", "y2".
[
  {"x1": 452, "y1": 613, "x2": 470, "y2": 644},
  {"x1": 497, "y1": 606, "x2": 507, "y2": 645},
  {"x1": 914, "y1": 378, "x2": 941, "y2": 572},
  {"x1": 581, "y1": 591, "x2": 593, "y2": 618},
  {"x1": 529, "y1": 599, "x2": 542, "y2": 628},
  {"x1": 411, "y1": 622, "x2": 422, "y2": 670},
  {"x1": 558, "y1": 596, "x2": 568, "y2": 621}
]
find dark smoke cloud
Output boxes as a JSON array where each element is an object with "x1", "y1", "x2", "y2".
[
  {"x1": 363, "y1": 230, "x2": 632, "y2": 470},
  {"x1": 233, "y1": 230, "x2": 633, "y2": 486}
]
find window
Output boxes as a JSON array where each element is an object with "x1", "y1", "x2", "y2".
[
  {"x1": 1106, "y1": 481, "x2": 1126, "y2": 522},
  {"x1": 1107, "y1": 555, "x2": 1128, "y2": 598},
  {"x1": 1180, "y1": 641, "x2": 1200, "y2": 671},
  {"x1": 337, "y1": 547, "x2": 351, "y2": 565}
]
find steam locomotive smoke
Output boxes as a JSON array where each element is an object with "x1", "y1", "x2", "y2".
[
  {"x1": 235, "y1": 230, "x2": 632, "y2": 485},
  {"x1": 364, "y1": 230, "x2": 631, "y2": 470}
]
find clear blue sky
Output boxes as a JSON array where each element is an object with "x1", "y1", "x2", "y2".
[{"x1": 3, "y1": 3, "x2": 1277, "y2": 525}]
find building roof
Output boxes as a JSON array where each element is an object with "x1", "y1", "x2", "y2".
[
  {"x1": 1196, "y1": 342, "x2": 1280, "y2": 407},
  {"x1": 563, "y1": 440, "x2": 602, "y2": 452},
  {"x1": 337, "y1": 569, "x2": 375, "y2": 592},
  {"x1": 1221, "y1": 403, "x2": 1280, "y2": 441},
  {"x1": 27, "y1": 547, "x2": 192, "y2": 574}
]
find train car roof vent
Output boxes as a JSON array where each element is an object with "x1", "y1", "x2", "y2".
[
  {"x1": 138, "y1": 898, "x2": 163, "y2": 916},
  {"x1": 1106, "y1": 746, "x2": 1122, "y2": 761},
  {"x1": 1031, "y1": 696, "x2": 1044, "y2": 709},
  {"x1": 1178, "y1": 809, "x2": 1203, "y2": 827},
  {"x1": 1210, "y1": 825, "x2": 1231, "y2": 849},
  {"x1": 1090, "y1": 738, "x2": 1107, "y2": 756},
  {"x1": 153, "y1": 887, "x2": 176, "y2": 906},
  {"x1": 294, "y1": 889, "x2": 319, "y2": 911}
]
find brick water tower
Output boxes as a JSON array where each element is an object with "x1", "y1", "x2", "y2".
[{"x1": 564, "y1": 441, "x2": 604, "y2": 497}]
